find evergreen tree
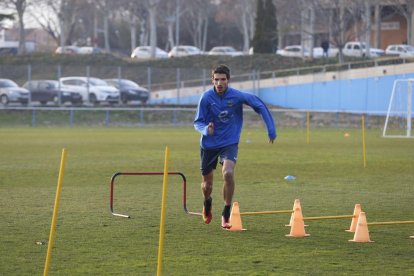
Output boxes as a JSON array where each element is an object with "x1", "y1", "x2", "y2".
[
  {"x1": 251, "y1": 0, "x2": 265, "y2": 53},
  {"x1": 251, "y1": 0, "x2": 278, "y2": 54},
  {"x1": 263, "y1": 0, "x2": 278, "y2": 52}
]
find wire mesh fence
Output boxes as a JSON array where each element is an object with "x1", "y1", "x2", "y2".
[{"x1": 0, "y1": 107, "x2": 387, "y2": 129}]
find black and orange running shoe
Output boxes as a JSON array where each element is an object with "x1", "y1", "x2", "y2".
[{"x1": 202, "y1": 197, "x2": 212, "y2": 224}]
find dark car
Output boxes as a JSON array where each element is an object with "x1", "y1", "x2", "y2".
[
  {"x1": 105, "y1": 79, "x2": 149, "y2": 104},
  {"x1": 0, "y1": 79, "x2": 29, "y2": 105},
  {"x1": 23, "y1": 80, "x2": 83, "y2": 105},
  {"x1": 0, "y1": 47, "x2": 18, "y2": 56}
]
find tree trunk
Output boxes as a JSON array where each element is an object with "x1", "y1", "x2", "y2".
[
  {"x1": 18, "y1": 17, "x2": 25, "y2": 54},
  {"x1": 167, "y1": 21, "x2": 174, "y2": 50},
  {"x1": 15, "y1": 0, "x2": 26, "y2": 55},
  {"x1": 374, "y1": 4, "x2": 381, "y2": 48},
  {"x1": 202, "y1": 17, "x2": 208, "y2": 52},
  {"x1": 130, "y1": 14, "x2": 137, "y2": 53},
  {"x1": 365, "y1": 1, "x2": 371, "y2": 56},
  {"x1": 195, "y1": 14, "x2": 202, "y2": 48},
  {"x1": 139, "y1": 18, "x2": 147, "y2": 46},
  {"x1": 103, "y1": 8, "x2": 110, "y2": 51},
  {"x1": 338, "y1": 3, "x2": 345, "y2": 64},
  {"x1": 148, "y1": 0, "x2": 158, "y2": 57},
  {"x1": 93, "y1": 8, "x2": 98, "y2": 47},
  {"x1": 309, "y1": 6, "x2": 315, "y2": 59},
  {"x1": 407, "y1": 4, "x2": 414, "y2": 45},
  {"x1": 241, "y1": 9, "x2": 249, "y2": 52}
]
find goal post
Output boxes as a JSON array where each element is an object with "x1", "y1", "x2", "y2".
[{"x1": 382, "y1": 79, "x2": 413, "y2": 138}]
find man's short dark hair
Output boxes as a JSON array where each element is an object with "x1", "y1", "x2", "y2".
[{"x1": 212, "y1": 64, "x2": 230, "y2": 79}]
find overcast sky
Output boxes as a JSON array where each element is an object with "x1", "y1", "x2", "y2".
[{"x1": 1, "y1": 6, "x2": 49, "y2": 29}]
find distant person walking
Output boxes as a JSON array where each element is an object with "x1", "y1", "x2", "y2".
[
  {"x1": 194, "y1": 64, "x2": 277, "y2": 229},
  {"x1": 321, "y1": 40, "x2": 329, "y2": 57}
]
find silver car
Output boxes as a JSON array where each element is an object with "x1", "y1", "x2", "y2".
[
  {"x1": 0, "y1": 79, "x2": 30, "y2": 105},
  {"x1": 208, "y1": 46, "x2": 244, "y2": 56}
]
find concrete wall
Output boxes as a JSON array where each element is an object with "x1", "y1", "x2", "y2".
[{"x1": 150, "y1": 62, "x2": 414, "y2": 115}]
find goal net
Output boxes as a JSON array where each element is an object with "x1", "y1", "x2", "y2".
[{"x1": 382, "y1": 79, "x2": 413, "y2": 138}]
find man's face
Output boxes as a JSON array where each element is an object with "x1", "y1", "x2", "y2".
[{"x1": 212, "y1": 73, "x2": 229, "y2": 95}]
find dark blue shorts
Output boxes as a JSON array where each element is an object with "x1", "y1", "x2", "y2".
[{"x1": 200, "y1": 144, "x2": 238, "y2": 176}]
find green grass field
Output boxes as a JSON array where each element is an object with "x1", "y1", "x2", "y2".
[{"x1": 1, "y1": 127, "x2": 413, "y2": 275}]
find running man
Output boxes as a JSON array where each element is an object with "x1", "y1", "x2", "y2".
[{"x1": 194, "y1": 64, "x2": 276, "y2": 229}]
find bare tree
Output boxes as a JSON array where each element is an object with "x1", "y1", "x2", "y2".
[
  {"x1": 299, "y1": 0, "x2": 316, "y2": 58},
  {"x1": 179, "y1": 0, "x2": 211, "y2": 50},
  {"x1": 275, "y1": 0, "x2": 302, "y2": 48},
  {"x1": 373, "y1": 3, "x2": 382, "y2": 48},
  {"x1": 145, "y1": 0, "x2": 160, "y2": 57},
  {"x1": 388, "y1": 0, "x2": 414, "y2": 45},
  {"x1": 32, "y1": 0, "x2": 87, "y2": 48},
  {"x1": 4, "y1": 0, "x2": 28, "y2": 54},
  {"x1": 157, "y1": 0, "x2": 188, "y2": 50},
  {"x1": 231, "y1": 0, "x2": 256, "y2": 52},
  {"x1": 118, "y1": 0, "x2": 148, "y2": 50},
  {"x1": 94, "y1": 0, "x2": 113, "y2": 51}
]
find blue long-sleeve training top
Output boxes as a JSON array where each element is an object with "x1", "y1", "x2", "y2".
[{"x1": 194, "y1": 87, "x2": 277, "y2": 149}]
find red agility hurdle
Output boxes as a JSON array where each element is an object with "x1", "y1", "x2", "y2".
[{"x1": 109, "y1": 171, "x2": 202, "y2": 218}]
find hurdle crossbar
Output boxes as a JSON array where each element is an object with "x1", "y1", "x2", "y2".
[
  {"x1": 368, "y1": 220, "x2": 414, "y2": 226},
  {"x1": 110, "y1": 171, "x2": 202, "y2": 218},
  {"x1": 303, "y1": 215, "x2": 355, "y2": 221},
  {"x1": 240, "y1": 210, "x2": 293, "y2": 216}
]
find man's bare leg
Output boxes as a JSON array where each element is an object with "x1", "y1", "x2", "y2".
[
  {"x1": 221, "y1": 160, "x2": 235, "y2": 228},
  {"x1": 201, "y1": 171, "x2": 213, "y2": 224}
]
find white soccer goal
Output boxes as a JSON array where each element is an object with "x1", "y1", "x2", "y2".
[{"x1": 382, "y1": 79, "x2": 413, "y2": 138}]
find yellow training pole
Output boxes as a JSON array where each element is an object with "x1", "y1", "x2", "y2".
[
  {"x1": 362, "y1": 115, "x2": 367, "y2": 168},
  {"x1": 157, "y1": 146, "x2": 169, "y2": 276},
  {"x1": 368, "y1": 220, "x2": 414, "y2": 226},
  {"x1": 303, "y1": 215, "x2": 355, "y2": 221},
  {"x1": 240, "y1": 210, "x2": 293, "y2": 216},
  {"x1": 43, "y1": 148, "x2": 67, "y2": 276},
  {"x1": 306, "y1": 111, "x2": 310, "y2": 144}
]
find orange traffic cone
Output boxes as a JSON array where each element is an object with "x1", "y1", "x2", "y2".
[
  {"x1": 285, "y1": 199, "x2": 305, "y2": 227},
  {"x1": 346, "y1": 203, "x2": 362, "y2": 233},
  {"x1": 286, "y1": 206, "x2": 310, "y2": 237},
  {"x1": 228, "y1": 202, "x2": 246, "y2": 231},
  {"x1": 349, "y1": 212, "x2": 373, "y2": 243}
]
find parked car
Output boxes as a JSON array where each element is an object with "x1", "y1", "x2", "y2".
[
  {"x1": 277, "y1": 45, "x2": 310, "y2": 58},
  {"x1": 385, "y1": 44, "x2": 414, "y2": 57},
  {"x1": 342, "y1": 42, "x2": 385, "y2": 57},
  {"x1": 168, "y1": 45, "x2": 203, "y2": 58},
  {"x1": 78, "y1": 47, "x2": 105, "y2": 55},
  {"x1": 208, "y1": 46, "x2": 244, "y2": 56},
  {"x1": 55, "y1": 46, "x2": 80, "y2": 54},
  {"x1": 0, "y1": 79, "x2": 29, "y2": 105},
  {"x1": 105, "y1": 79, "x2": 149, "y2": 104},
  {"x1": 0, "y1": 47, "x2": 18, "y2": 56},
  {"x1": 131, "y1": 46, "x2": 168, "y2": 59},
  {"x1": 312, "y1": 46, "x2": 339, "y2": 58},
  {"x1": 23, "y1": 80, "x2": 83, "y2": 105},
  {"x1": 59, "y1": 77, "x2": 120, "y2": 105}
]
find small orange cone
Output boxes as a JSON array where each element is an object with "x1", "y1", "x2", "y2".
[
  {"x1": 285, "y1": 199, "x2": 305, "y2": 227},
  {"x1": 349, "y1": 212, "x2": 373, "y2": 243},
  {"x1": 286, "y1": 207, "x2": 310, "y2": 237},
  {"x1": 346, "y1": 203, "x2": 362, "y2": 233},
  {"x1": 228, "y1": 202, "x2": 246, "y2": 231}
]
